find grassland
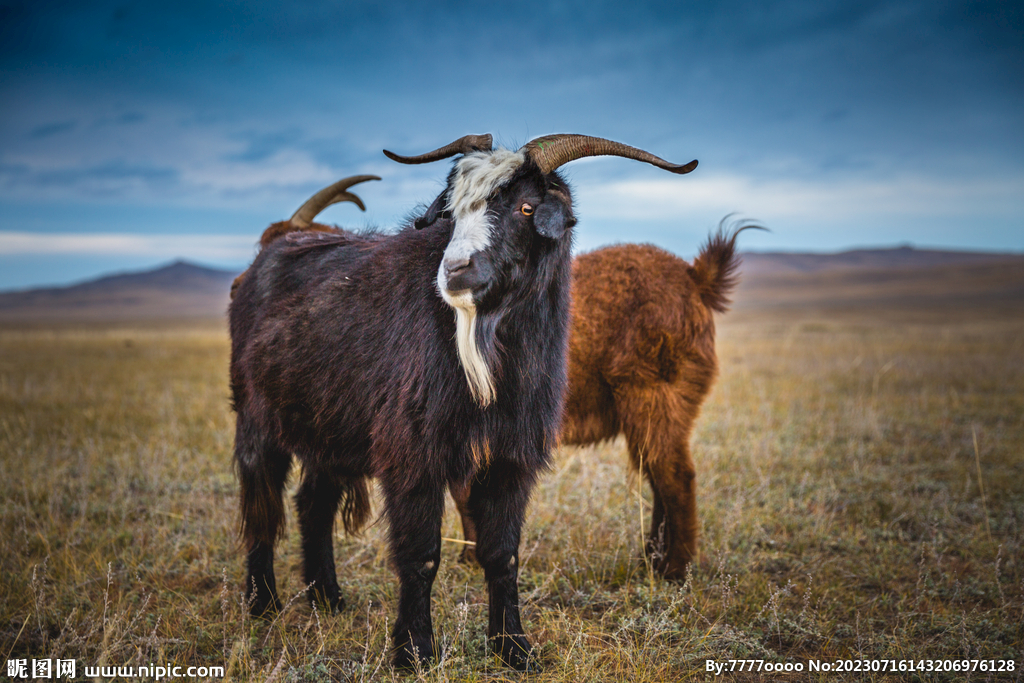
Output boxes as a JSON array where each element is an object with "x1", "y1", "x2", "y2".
[{"x1": 1, "y1": 303, "x2": 1022, "y2": 681}]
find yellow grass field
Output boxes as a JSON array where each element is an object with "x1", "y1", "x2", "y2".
[{"x1": 2, "y1": 268, "x2": 1022, "y2": 681}]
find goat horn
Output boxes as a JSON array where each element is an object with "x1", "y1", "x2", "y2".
[
  {"x1": 383, "y1": 134, "x2": 494, "y2": 165},
  {"x1": 290, "y1": 175, "x2": 381, "y2": 227},
  {"x1": 520, "y1": 134, "x2": 698, "y2": 175},
  {"x1": 290, "y1": 175, "x2": 382, "y2": 228}
]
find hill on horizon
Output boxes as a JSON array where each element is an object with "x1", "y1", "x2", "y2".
[
  {"x1": 1, "y1": 246, "x2": 1022, "y2": 325},
  {"x1": 0, "y1": 260, "x2": 239, "y2": 324},
  {"x1": 737, "y1": 245, "x2": 1024, "y2": 276},
  {"x1": 4, "y1": 259, "x2": 240, "y2": 294}
]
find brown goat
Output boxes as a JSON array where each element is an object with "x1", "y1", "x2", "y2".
[{"x1": 452, "y1": 226, "x2": 750, "y2": 581}]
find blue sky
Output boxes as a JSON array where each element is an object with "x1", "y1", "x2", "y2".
[{"x1": 1, "y1": 0, "x2": 1022, "y2": 290}]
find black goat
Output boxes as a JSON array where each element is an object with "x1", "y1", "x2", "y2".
[{"x1": 229, "y1": 133, "x2": 697, "y2": 669}]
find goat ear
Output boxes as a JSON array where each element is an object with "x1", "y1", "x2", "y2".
[
  {"x1": 415, "y1": 192, "x2": 448, "y2": 229},
  {"x1": 533, "y1": 199, "x2": 575, "y2": 240}
]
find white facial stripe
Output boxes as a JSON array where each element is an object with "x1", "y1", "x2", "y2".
[
  {"x1": 441, "y1": 149, "x2": 525, "y2": 278},
  {"x1": 435, "y1": 148, "x2": 525, "y2": 408},
  {"x1": 442, "y1": 205, "x2": 491, "y2": 278}
]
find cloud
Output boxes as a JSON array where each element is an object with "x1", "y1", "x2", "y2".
[
  {"x1": 225, "y1": 128, "x2": 305, "y2": 163},
  {"x1": 576, "y1": 171, "x2": 1024, "y2": 223},
  {"x1": 0, "y1": 231, "x2": 256, "y2": 260},
  {"x1": 116, "y1": 112, "x2": 146, "y2": 125},
  {"x1": 0, "y1": 130, "x2": 344, "y2": 206},
  {"x1": 30, "y1": 121, "x2": 77, "y2": 139},
  {"x1": 0, "y1": 160, "x2": 181, "y2": 200}
]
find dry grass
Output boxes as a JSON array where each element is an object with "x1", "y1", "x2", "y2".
[{"x1": 1, "y1": 308, "x2": 1021, "y2": 681}]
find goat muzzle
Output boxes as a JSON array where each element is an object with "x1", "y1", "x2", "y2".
[{"x1": 444, "y1": 257, "x2": 472, "y2": 279}]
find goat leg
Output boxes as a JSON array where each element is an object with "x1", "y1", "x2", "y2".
[
  {"x1": 466, "y1": 461, "x2": 537, "y2": 671},
  {"x1": 244, "y1": 542, "x2": 281, "y2": 616},
  {"x1": 619, "y1": 385, "x2": 700, "y2": 582},
  {"x1": 642, "y1": 452, "x2": 699, "y2": 582},
  {"x1": 235, "y1": 415, "x2": 291, "y2": 617},
  {"x1": 295, "y1": 467, "x2": 344, "y2": 613},
  {"x1": 383, "y1": 473, "x2": 444, "y2": 669}
]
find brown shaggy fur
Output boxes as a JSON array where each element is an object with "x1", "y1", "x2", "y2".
[{"x1": 454, "y1": 226, "x2": 747, "y2": 580}]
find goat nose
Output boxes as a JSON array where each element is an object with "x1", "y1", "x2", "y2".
[{"x1": 444, "y1": 257, "x2": 471, "y2": 278}]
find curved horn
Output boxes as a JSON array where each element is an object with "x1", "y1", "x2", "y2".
[
  {"x1": 290, "y1": 175, "x2": 381, "y2": 227},
  {"x1": 520, "y1": 134, "x2": 698, "y2": 175},
  {"x1": 383, "y1": 134, "x2": 493, "y2": 165}
]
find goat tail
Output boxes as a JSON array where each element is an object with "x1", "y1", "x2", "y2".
[
  {"x1": 338, "y1": 476, "x2": 373, "y2": 536},
  {"x1": 690, "y1": 216, "x2": 766, "y2": 313}
]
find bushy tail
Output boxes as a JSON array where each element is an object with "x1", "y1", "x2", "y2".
[{"x1": 690, "y1": 217, "x2": 766, "y2": 313}]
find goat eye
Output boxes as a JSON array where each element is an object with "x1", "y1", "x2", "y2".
[{"x1": 520, "y1": 203, "x2": 534, "y2": 216}]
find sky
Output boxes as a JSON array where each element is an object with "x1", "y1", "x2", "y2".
[{"x1": 1, "y1": 0, "x2": 1022, "y2": 290}]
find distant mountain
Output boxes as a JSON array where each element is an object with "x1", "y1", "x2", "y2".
[
  {"x1": 739, "y1": 245, "x2": 1024, "y2": 276},
  {"x1": 1, "y1": 247, "x2": 1021, "y2": 325},
  {"x1": 732, "y1": 247, "x2": 1024, "y2": 318},
  {"x1": 0, "y1": 260, "x2": 240, "y2": 324},
  {"x1": 57, "y1": 259, "x2": 240, "y2": 293}
]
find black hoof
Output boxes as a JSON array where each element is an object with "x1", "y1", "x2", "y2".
[
  {"x1": 492, "y1": 634, "x2": 537, "y2": 672},
  {"x1": 308, "y1": 585, "x2": 344, "y2": 614},
  {"x1": 248, "y1": 590, "x2": 281, "y2": 619},
  {"x1": 392, "y1": 634, "x2": 436, "y2": 670}
]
